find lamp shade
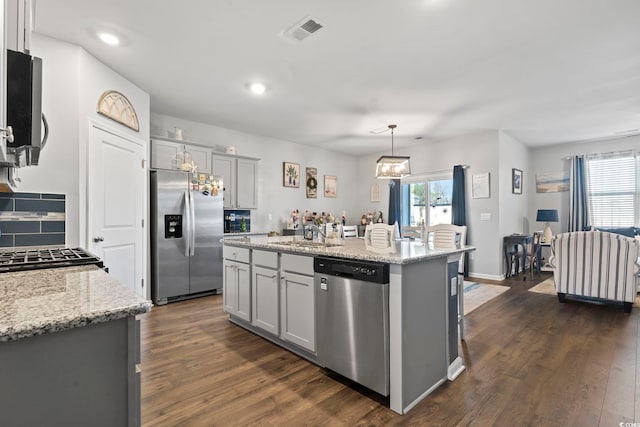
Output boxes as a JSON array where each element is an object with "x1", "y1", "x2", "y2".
[
  {"x1": 536, "y1": 209, "x2": 558, "y2": 222},
  {"x1": 375, "y1": 124, "x2": 411, "y2": 179},
  {"x1": 376, "y1": 155, "x2": 411, "y2": 179}
]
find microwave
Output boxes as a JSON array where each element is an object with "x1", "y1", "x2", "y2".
[{"x1": 5, "y1": 49, "x2": 46, "y2": 167}]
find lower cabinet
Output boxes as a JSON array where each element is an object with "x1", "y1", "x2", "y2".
[
  {"x1": 223, "y1": 259, "x2": 251, "y2": 322},
  {"x1": 224, "y1": 248, "x2": 315, "y2": 354},
  {"x1": 280, "y1": 255, "x2": 315, "y2": 353},
  {"x1": 252, "y1": 265, "x2": 279, "y2": 335}
]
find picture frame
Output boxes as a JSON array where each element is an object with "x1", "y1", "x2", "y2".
[
  {"x1": 536, "y1": 171, "x2": 569, "y2": 193},
  {"x1": 512, "y1": 168, "x2": 523, "y2": 194},
  {"x1": 370, "y1": 183, "x2": 380, "y2": 202},
  {"x1": 283, "y1": 162, "x2": 300, "y2": 188},
  {"x1": 306, "y1": 167, "x2": 318, "y2": 198},
  {"x1": 472, "y1": 173, "x2": 490, "y2": 199},
  {"x1": 324, "y1": 175, "x2": 337, "y2": 198}
]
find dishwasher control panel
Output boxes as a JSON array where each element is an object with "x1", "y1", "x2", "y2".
[{"x1": 314, "y1": 257, "x2": 389, "y2": 284}]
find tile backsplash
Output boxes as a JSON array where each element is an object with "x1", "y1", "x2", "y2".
[{"x1": 0, "y1": 192, "x2": 66, "y2": 247}]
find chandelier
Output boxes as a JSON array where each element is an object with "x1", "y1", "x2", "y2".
[{"x1": 375, "y1": 124, "x2": 411, "y2": 179}]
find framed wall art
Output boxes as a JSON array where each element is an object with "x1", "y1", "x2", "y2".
[
  {"x1": 472, "y1": 173, "x2": 490, "y2": 199},
  {"x1": 512, "y1": 168, "x2": 523, "y2": 194},
  {"x1": 536, "y1": 171, "x2": 569, "y2": 193},
  {"x1": 283, "y1": 162, "x2": 300, "y2": 188},
  {"x1": 324, "y1": 175, "x2": 337, "y2": 198},
  {"x1": 306, "y1": 167, "x2": 318, "y2": 198}
]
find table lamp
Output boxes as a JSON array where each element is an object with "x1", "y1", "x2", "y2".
[{"x1": 536, "y1": 209, "x2": 558, "y2": 243}]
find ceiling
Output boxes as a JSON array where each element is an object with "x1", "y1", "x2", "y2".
[{"x1": 33, "y1": 0, "x2": 640, "y2": 155}]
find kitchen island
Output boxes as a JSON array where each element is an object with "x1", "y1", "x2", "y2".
[
  {"x1": 223, "y1": 235, "x2": 474, "y2": 415},
  {"x1": 0, "y1": 265, "x2": 152, "y2": 427}
]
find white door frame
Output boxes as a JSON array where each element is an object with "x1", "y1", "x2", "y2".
[{"x1": 81, "y1": 118, "x2": 149, "y2": 298}]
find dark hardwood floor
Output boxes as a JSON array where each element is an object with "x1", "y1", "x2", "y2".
[{"x1": 139, "y1": 272, "x2": 639, "y2": 426}]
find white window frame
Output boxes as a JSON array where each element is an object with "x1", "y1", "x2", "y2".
[
  {"x1": 402, "y1": 172, "x2": 453, "y2": 226},
  {"x1": 584, "y1": 151, "x2": 639, "y2": 227}
]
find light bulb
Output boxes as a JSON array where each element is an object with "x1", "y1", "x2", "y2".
[
  {"x1": 249, "y1": 82, "x2": 266, "y2": 95},
  {"x1": 98, "y1": 32, "x2": 120, "y2": 46}
]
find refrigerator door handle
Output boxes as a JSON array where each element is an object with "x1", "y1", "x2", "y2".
[
  {"x1": 183, "y1": 191, "x2": 191, "y2": 257},
  {"x1": 189, "y1": 191, "x2": 196, "y2": 256}
]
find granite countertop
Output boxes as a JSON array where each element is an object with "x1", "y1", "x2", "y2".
[
  {"x1": 224, "y1": 231, "x2": 268, "y2": 236},
  {"x1": 223, "y1": 235, "x2": 475, "y2": 264},
  {"x1": 0, "y1": 265, "x2": 152, "y2": 342}
]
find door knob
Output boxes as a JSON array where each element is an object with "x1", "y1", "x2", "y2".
[{"x1": 93, "y1": 236, "x2": 105, "y2": 242}]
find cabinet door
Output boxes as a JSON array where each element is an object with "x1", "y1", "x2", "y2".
[
  {"x1": 212, "y1": 155, "x2": 235, "y2": 208},
  {"x1": 236, "y1": 261, "x2": 251, "y2": 322},
  {"x1": 189, "y1": 146, "x2": 212, "y2": 175},
  {"x1": 236, "y1": 159, "x2": 258, "y2": 209},
  {"x1": 252, "y1": 266, "x2": 279, "y2": 335},
  {"x1": 280, "y1": 272, "x2": 315, "y2": 352},
  {"x1": 151, "y1": 139, "x2": 181, "y2": 171},
  {"x1": 223, "y1": 260, "x2": 238, "y2": 315},
  {"x1": 223, "y1": 259, "x2": 250, "y2": 321}
]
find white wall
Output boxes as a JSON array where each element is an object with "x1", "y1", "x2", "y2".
[
  {"x1": 530, "y1": 134, "x2": 640, "y2": 235},
  {"x1": 355, "y1": 130, "x2": 509, "y2": 279},
  {"x1": 18, "y1": 34, "x2": 150, "y2": 248},
  {"x1": 17, "y1": 35, "x2": 82, "y2": 246},
  {"x1": 150, "y1": 113, "x2": 362, "y2": 232}
]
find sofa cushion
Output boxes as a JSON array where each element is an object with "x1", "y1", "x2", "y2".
[{"x1": 594, "y1": 226, "x2": 638, "y2": 238}]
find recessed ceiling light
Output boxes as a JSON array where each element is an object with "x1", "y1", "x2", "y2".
[
  {"x1": 98, "y1": 32, "x2": 120, "y2": 46},
  {"x1": 248, "y1": 82, "x2": 267, "y2": 95}
]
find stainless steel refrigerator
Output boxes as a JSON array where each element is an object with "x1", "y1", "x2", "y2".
[{"x1": 151, "y1": 169, "x2": 224, "y2": 305}]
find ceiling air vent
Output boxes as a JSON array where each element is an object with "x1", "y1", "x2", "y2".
[{"x1": 284, "y1": 16, "x2": 324, "y2": 42}]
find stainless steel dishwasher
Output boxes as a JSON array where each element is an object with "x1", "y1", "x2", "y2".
[{"x1": 314, "y1": 256, "x2": 390, "y2": 396}]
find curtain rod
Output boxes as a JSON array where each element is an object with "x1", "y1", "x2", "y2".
[
  {"x1": 561, "y1": 149, "x2": 635, "y2": 160},
  {"x1": 424, "y1": 165, "x2": 470, "y2": 174}
]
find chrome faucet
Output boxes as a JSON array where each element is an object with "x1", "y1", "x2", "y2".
[{"x1": 304, "y1": 224, "x2": 326, "y2": 242}]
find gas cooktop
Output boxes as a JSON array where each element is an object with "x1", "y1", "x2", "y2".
[{"x1": 0, "y1": 247, "x2": 104, "y2": 273}]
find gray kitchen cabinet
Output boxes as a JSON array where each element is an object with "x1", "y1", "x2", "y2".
[
  {"x1": 223, "y1": 247, "x2": 251, "y2": 322},
  {"x1": 212, "y1": 154, "x2": 235, "y2": 208},
  {"x1": 280, "y1": 254, "x2": 315, "y2": 352},
  {"x1": 150, "y1": 137, "x2": 211, "y2": 174},
  {"x1": 252, "y1": 250, "x2": 279, "y2": 335},
  {"x1": 236, "y1": 158, "x2": 258, "y2": 209},
  {"x1": 212, "y1": 153, "x2": 258, "y2": 209}
]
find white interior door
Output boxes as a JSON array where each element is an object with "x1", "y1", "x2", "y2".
[{"x1": 88, "y1": 125, "x2": 146, "y2": 296}]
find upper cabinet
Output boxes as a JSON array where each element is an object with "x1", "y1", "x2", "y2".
[
  {"x1": 150, "y1": 137, "x2": 211, "y2": 175},
  {"x1": 212, "y1": 154, "x2": 258, "y2": 210}
]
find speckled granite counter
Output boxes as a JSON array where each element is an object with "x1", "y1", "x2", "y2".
[
  {"x1": 0, "y1": 265, "x2": 152, "y2": 342},
  {"x1": 223, "y1": 235, "x2": 474, "y2": 264}
]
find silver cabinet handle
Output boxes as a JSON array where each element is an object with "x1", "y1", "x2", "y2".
[
  {"x1": 270, "y1": 274, "x2": 277, "y2": 279},
  {"x1": 93, "y1": 236, "x2": 105, "y2": 242}
]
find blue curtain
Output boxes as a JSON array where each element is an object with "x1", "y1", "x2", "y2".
[
  {"x1": 452, "y1": 165, "x2": 468, "y2": 276},
  {"x1": 388, "y1": 179, "x2": 401, "y2": 228},
  {"x1": 569, "y1": 155, "x2": 589, "y2": 231}
]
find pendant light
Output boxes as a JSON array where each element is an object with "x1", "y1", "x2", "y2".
[{"x1": 375, "y1": 124, "x2": 411, "y2": 179}]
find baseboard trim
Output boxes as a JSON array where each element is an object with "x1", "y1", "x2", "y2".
[
  {"x1": 468, "y1": 272, "x2": 505, "y2": 281},
  {"x1": 447, "y1": 356, "x2": 465, "y2": 381}
]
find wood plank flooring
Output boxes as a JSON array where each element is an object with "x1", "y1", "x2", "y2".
[{"x1": 139, "y1": 273, "x2": 639, "y2": 426}]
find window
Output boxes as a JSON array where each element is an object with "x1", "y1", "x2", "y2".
[
  {"x1": 402, "y1": 174, "x2": 453, "y2": 226},
  {"x1": 585, "y1": 152, "x2": 639, "y2": 227}
]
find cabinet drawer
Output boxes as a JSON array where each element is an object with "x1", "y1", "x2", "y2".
[
  {"x1": 281, "y1": 253, "x2": 313, "y2": 276},
  {"x1": 223, "y1": 246, "x2": 250, "y2": 263},
  {"x1": 252, "y1": 249, "x2": 278, "y2": 269}
]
